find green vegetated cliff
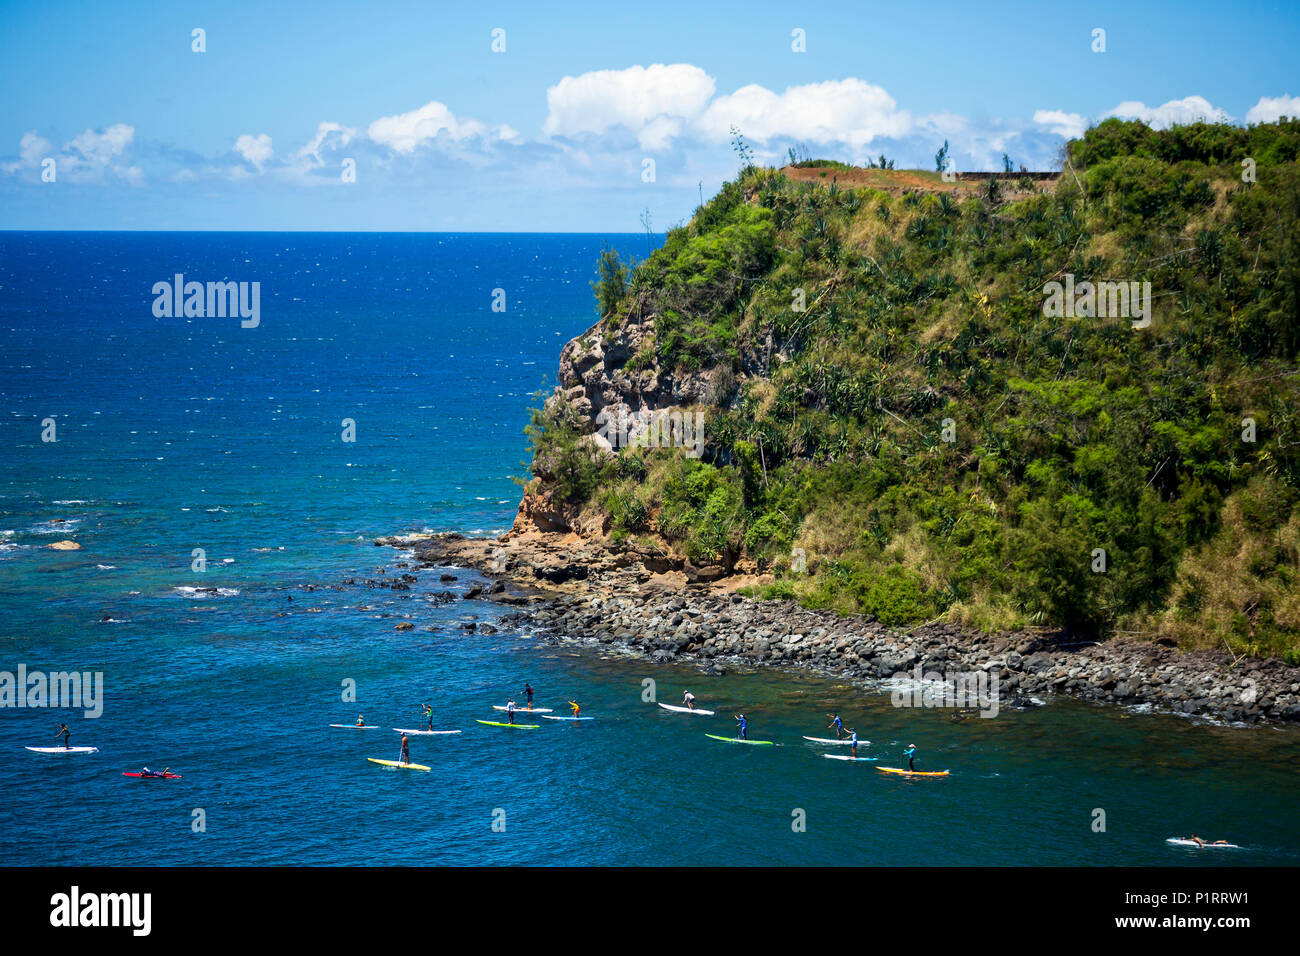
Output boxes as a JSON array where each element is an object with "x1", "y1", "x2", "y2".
[{"x1": 525, "y1": 118, "x2": 1300, "y2": 661}]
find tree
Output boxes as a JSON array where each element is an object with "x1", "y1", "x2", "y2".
[
  {"x1": 592, "y1": 246, "x2": 627, "y2": 318},
  {"x1": 935, "y1": 140, "x2": 950, "y2": 173},
  {"x1": 639, "y1": 208, "x2": 654, "y2": 257},
  {"x1": 730, "y1": 126, "x2": 755, "y2": 172}
]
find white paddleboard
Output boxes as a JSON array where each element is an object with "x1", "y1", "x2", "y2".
[
  {"x1": 1166, "y1": 838, "x2": 1240, "y2": 848},
  {"x1": 26, "y1": 746, "x2": 98, "y2": 754},
  {"x1": 804, "y1": 736, "x2": 868, "y2": 746},
  {"x1": 823, "y1": 753, "x2": 877, "y2": 762},
  {"x1": 658, "y1": 703, "x2": 715, "y2": 716},
  {"x1": 330, "y1": 724, "x2": 381, "y2": 729},
  {"x1": 492, "y1": 705, "x2": 553, "y2": 714},
  {"x1": 541, "y1": 715, "x2": 594, "y2": 721},
  {"x1": 393, "y1": 728, "x2": 462, "y2": 735}
]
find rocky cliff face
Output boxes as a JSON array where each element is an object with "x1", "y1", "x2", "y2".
[
  {"x1": 545, "y1": 311, "x2": 725, "y2": 452},
  {"x1": 509, "y1": 306, "x2": 733, "y2": 539}
]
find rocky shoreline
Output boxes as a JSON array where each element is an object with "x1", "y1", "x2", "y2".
[{"x1": 375, "y1": 531, "x2": 1300, "y2": 726}]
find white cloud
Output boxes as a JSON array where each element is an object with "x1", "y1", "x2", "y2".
[
  {"x1": 368, "y1": 100, "x2": 517, "y2": 153},
  {"x1": 298, "y1": 121, "x2": 356, "y2": 163},
  {"x1": 1245, "y1": 94, "x2": 1300, "y2": 124},
  {"x1": 696, "y1": 78, "x2": 911, "y2": 149},
  {"x1": 1033, "y1": 109, "x2": 1087, "y2": 139},
  {"x1": 18, "y1": 130, "x2": 55, "y2": 164},
  {"x1": 542, "y1": 63, "x2": 716, "y2": 149},
  {"x1": 1105, "y1": 95, "x2": 1230, "y2": 129},
  {"x1": 1, "y1": 131, "x2": 54, "y2": 173},
  {"x1": 3, "y1": 123, "x2": 140, "y2": 181},
  {"x1": 67, "y1": 123, "x2": 134, "y2": 165},
  {"x1": 234, "y1": 133, "x2": 273, "y2": 168}
]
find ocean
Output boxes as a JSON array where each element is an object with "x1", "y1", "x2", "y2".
[{"x1": 1, "y1": 231, "x2": 1297, "y2": 866}]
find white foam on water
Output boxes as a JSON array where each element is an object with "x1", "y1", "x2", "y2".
[{"x1": 172, "y1": 586, "x2": 241, "y2": 598}]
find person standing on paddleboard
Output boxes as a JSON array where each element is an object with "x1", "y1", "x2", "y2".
[
  {"x1": 420, "y1": 703, "x2": 434, "y2": 731},
  {"x1": 399, "y1": 733, "x2": 411, "y2": 766},
  {"x1": 734, "y1": 714, "x2": 748, "y2": 740},
  {"x1": 683, "y1": 691, "x2": 697, "y2": 711},
  {"x1": 827, "y1": 713, "x2": 844, "y2": 739},
  {"x1": 903, "y1": 743, "x2": 918, "y2": 771},
  {"x1": 847, "y1": 728, "x2": 859, "y2": 758},
  {"x1": 506, "y1": 697, "x2": 516, "y2": 724},
  {"x1": 54, "y1": 723, "x2": 71, "y2": 750},
  {"x1": 524, "y1": 683, "x2": 535, "y2": 709},
  {"x1": 568, "y1": 699, "x2": 580, "y2": 719}
]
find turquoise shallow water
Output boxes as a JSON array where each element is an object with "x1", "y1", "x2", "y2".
[{"x1": 1, "y1": 232, "x2": 1297, "y2": 866}]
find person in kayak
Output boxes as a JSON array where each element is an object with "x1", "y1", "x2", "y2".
[
  {"x1": 420, "y1": 703, "x2": 434, "y2": 731},
  {"x1": 734, "y1": 714, "x2": 748, "y2": 740},
  {"x1": 524, "y1": 683, "x2": 535, "y2": 708},
  {"x1": 54, "y1": 723, "x2": 70, "y2": 750},
  {"x1": 683, "y1": 691, "x2": 697, "y2": 711},
  {"x1": 827, "y1": 713, "x2": 844, "y2": 738},
  {"x1": 399, "y1": 733, "x2": 410, "y2": 765},
  {"x1": 505, "y1": 697, "x2": 516, "y2": 724},
  {"x1": 903, "y1": 743, "x2": 918, "y2": 771},
  {"x1": 568, "y1": 699, "x2": 580, "y2": 718}
]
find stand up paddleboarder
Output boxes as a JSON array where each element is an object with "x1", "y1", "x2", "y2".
[
  {"x1": 827, "y1": 713, "x2": 844, "y2": 739},
  {"x1": 734, "y1": 714, "x2": 748, "y2": 740},
  {"x1": 903, "y1": 743, "x2": 918, "y2": 771}
]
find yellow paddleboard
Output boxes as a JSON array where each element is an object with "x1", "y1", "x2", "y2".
[
  {"x1": 367, "y1": 758, "x2": 431, "y2": 772},
  {"x1": 876, "y1": 766, "x2": 949, "y2": 777}
]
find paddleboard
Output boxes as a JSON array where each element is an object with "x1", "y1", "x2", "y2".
[
  {"x1": 658, "y1": 703, "x2": 715, "y2": 716},
  {"x1": 803, "y1": 736, "x2": 868, "y2": 746},
  {"x1": 367, "y1": 758, "x2": 431, "y2": 772},
  {"x1": 541, "y1": 715, "x2": 594, "y2": 721},
  {"x1": 823, "y1": 753, "x2": 877, "y2": 762},
  {"x1": 1166, "y1": 838, "x2": 1240, "y2": 848},
  {"x1": 476, "y1": 720, "x2": 539, "y2": 729},
  {"x1": 330, "y1": 724, "x2": 381, "y2": 729},
  {"x1": 876, "y1": 766, "x2": 949, "y2": 777},
  {"x1": 25, "y1": 746, "x2": 98, "y2": 754},
  {"x1": 122, "y1": 771, "x2": 183, "y2": 779},
  {"x1": 704, "y1": 733, "x2": 774, "y2": 746},
  {"x1": 393, "y1": 728, "x2": 462, "y2": 735},
  {"x1": 492, "y1": 705, "x2": 553, "y2": 714}
]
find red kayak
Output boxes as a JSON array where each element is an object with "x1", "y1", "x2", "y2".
[{"x1": 122, "y1": 771, "x2": 183, "y2": 779}]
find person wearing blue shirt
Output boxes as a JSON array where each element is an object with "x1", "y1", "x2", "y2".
[
  {"x1": 827, "y1": 713, "x2": 844, "y2": 739},
  {"x1": 734, "y1": 714, "x2": 748, "y2": 740}
]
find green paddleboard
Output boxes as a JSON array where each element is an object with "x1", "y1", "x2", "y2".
[{"x1": 704, "y1": 733, "x2": 774, "y2": 746}]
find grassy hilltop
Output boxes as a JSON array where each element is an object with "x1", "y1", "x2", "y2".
[{"x1": 525, "y1": 118, "x2": 1300, "y2": 661}]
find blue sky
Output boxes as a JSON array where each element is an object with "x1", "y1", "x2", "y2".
[{"x1": 2, "y1": 0, "x2": 1297, "y2": 230}]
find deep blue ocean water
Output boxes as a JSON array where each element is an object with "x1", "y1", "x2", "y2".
[{"x1": 0, "y1": 232, "x2": 1297, "y2": 866}]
